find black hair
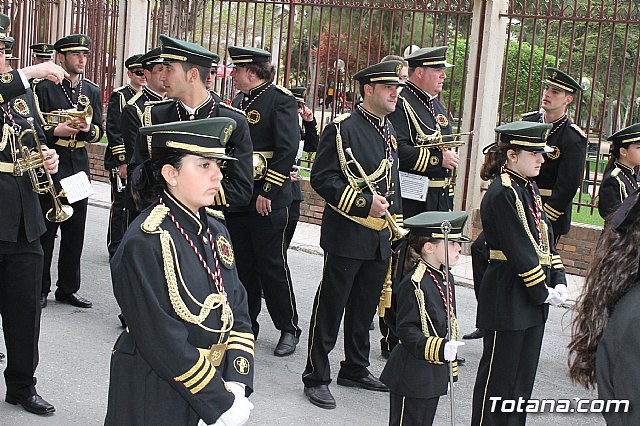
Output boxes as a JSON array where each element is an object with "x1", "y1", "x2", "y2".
[
  {"x1": 480, "y1": 143, "x2": 522, "y2": 181},
  {"x1": 404, "y1": 234, "x2": 440, "y2": 275},
  {"x1": 244, "y1": 62, "x2": 276, "y2": 82},
  {"x1": 130, "y1": 148, "x2": 187, "y2": 211},
  {"x1": 179, "y1": 62, "x2": 208, "y2": 85}
]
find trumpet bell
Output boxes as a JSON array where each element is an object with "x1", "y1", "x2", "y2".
[
  {"x1": 42, "y1": 105, "x2": 93, "y2": 129},
  {"x1": 47, "y1": 204, "x2": 73, "y2": 223},
  {"x1": 252, "y1": 152, "x2": 267, "y2": 180}
]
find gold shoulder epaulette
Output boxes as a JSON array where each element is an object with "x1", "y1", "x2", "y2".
[
  {"x1": 83, "y1": 78, "x2": 99, "y2": 88},
  {"x1": 144, "y1": 98, "x2": 172, "y2": 107},
  {"x1": 219, "y1": 102, "x2": 246, "y2": 116},
  {"x1": 333, "y1": 113, "x2": 351, "y2": 124},
  {"x1": 500, "y1": 172, "x2": 512, "y2": 187},
  {"x1": 113, "y1": 85, "x2": 127, "y2": 93},
  {"x1": 570, "y1": 123, "x2": 587, "y2": 138},
  {"x1": 127, "y1": 91, "x2": 143, "y2": 106},
  {"x1": 205, "y1": 207, "x2": 225, "y2": 221},
  {"x1": 611, "y1": 167, "x2": 621, "y2": 177},
  {"x1": 141, "y1": 204, "x2": 169, "y2": 233},
  {"x1": 411, "y1": 261, "x2": 427, "y2": 283},
  {"x1": 275, "y1": 84, "x2": 293, "y2": 96},
  {"x1": 521, "y1": 110, "x2": 539, "y2": 118}
]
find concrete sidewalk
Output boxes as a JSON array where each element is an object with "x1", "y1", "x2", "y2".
[{"x1": 90, "y1": 180, "x2": 585, "y2": 305}]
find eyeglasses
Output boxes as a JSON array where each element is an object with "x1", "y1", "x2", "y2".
[
  {"x1": 133, "y1": 70, "x2": 145, "y2": 77},
  {"x1": 210, "y1": 69, "x2": 217, "y2": 75}
]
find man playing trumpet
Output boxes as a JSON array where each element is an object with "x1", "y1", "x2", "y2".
[
  {"x1": 302, "y1": 60, "x2": 404, "y2": 409},
  {"x1": 34, "y1": 34, "x2": 104, "y2": 309},
  {"x1": 0, "y1": 11, "x2": 68, "y2": 415}
]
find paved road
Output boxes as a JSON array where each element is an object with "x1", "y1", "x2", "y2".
[{"x1": 0, "y1": 205, "x2": 605, "y2": 425}]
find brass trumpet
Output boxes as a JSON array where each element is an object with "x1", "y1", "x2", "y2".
[
  {"x1": 417, "y1": 129, "x2": 473, "y2": 148},
  {"x1": 41, "y1": 105, "x2": 93, "y2": 129},
  {"x1": 14, "y1": 118, "x2": 73, "y2": 222},
  {"x1": 344, "y1": 148, "x2": 408, "y2": 240}
]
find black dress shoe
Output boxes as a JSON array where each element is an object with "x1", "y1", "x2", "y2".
[
  {"x1": 456, "y1": 357, "x2": 466, "y2": 366},
  {"x1": 369, "y1": 320, "x2": 375, "y2": 330},
  {"x1": 55, "y1": 292, "x2": 92, "y2": 308},
  {"x1": 5, "y1": 394, "x2": 55, "y2": 415},
  {"x1": 274, "y1": 332, "x2": 299, "y2": 357},
  {"x1": 463, "y1": 328, "x2": 485, "y2": 340},
  {"x1": 337, "y1": 373, "x2": 389, "y2": 392},
  {"x1": 0, "y1": 352, "x2": 5, "y2": 361},
  {"x1": 40, "y1": 294, "x2": 47, "y2": 309},
  {"x1": 381, "y1": 348, "x2": 390, "y2": 359},
  {"x1": 304, "y1": 385, "x2": 336, "y2": 409}
]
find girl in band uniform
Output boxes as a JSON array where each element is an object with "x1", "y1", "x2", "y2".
[
  {"x1": 380, "y1": 211, "x2": 468, "y2": 426},
  {"x1": 470, "y1": 121, "x2": 568, "y2": 426}
]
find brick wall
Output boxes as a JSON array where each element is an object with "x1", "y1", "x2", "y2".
[
  {"x1": 88, "y1": 143, "x2": 110, "y2": 183},
  {"x1": 470, "y1": 207, "x2": 601, "y2": 277}
]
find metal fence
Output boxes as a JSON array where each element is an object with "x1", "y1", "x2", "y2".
[
  {"x1": 1, "y1": 0, "x2": 120, "y2": 102},
  {"x1": 499, "y1": 0, "x2": 640, "y2": 214}
]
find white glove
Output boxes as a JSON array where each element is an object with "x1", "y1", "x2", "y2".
[
  {"x1": 212, "y1": 394, "x2": 253, "y2": 426},
  {"x1": 545, "y1": 288, "x2": 564, "y2": 307},
  {"x1": 554, "y1": 284, "x2": 568, "y2": 303},
  {"x1": 443, "y1": 340, "x2": 465, "y2": 362},
  {"x1": 225, "y1": 381, "x2": 246, "y2": 399}
]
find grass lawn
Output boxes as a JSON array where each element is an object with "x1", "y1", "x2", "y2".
[{"x1": 571, "y1": 193, "x2": 604, "y2": 227}]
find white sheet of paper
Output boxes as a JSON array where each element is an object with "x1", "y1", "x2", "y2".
[
  {"x1": 60, "y1": 171, "x2": 94, "y2": 204},
  {"x1": 399, "y1": 171, "x2": 429, "y2": 202}
]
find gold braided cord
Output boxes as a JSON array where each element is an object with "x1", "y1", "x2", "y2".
[
  {"x1": 507, "y1": 182, "x2": 551, "y2": 265},
  {"x1": 0, "y1": 123, "x2": 13, "y2": 152},
  {"x1": 402, "y1": 97, "x2": 438, "y2": 145},
  {"x1": 334, "y1": 122, "x2": 391, "y2": 188},
  {"x1": 614, "y1": 175, "x2": 629, "y2": 200},
  {"x1": 159, "y1": 229, "x2": 233, "y2": 333}
]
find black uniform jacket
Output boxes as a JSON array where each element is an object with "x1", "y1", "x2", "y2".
[
  {"x1": 596, "y1": 282, "x2": 640, "y2": 426},
  {"x1": 231, "y1": 82, "x2": 299, "y2": 210},
  {"x1": 104, "y1": 85, "x2": 138, "y2": 170},
  {"x1": 292, "y1": 118, "x2": 319, "y2": 202},
  {"x1": 477, "y1": 169, "x2": 567, "y2": 331},
  {"x1": 0, "y1": 75, "x2": 48, "y2": 243},
  {"x1": 132, "y1": 94, "x2": 253, "y2": 210},
  {"x1": 106, "y1": 192, "x2": 255, "y2": 425},
  {"x1": 381, "y1": 260, "x2": 457, "y2": 399},
  {"x1": 598, "y1": 162, "x2": 638, "y2": 221},
  {"x1": 311, "y1": 106, "x2": 402, "y2": 261},
  {"x1": 523, "y1": 111, "x2": 587, "y2": 236},
  {"x1": 34, "y1": 76, "x2": 104, "y2": 178},
  {"x1": 121, "y1": 86, "x2": 164, "y2": 166}
]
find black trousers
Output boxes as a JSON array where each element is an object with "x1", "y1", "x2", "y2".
[
  {"x1": 226, "y1": 208, "x2": 300, "y2": 338},
  {"x1": 284, "y1": 200, "x2": 301, "y2": 250},
  {"x1": 302, "y1": 252, "x2": 387, "y2": 387},
  {"x1": 107, "y1": 174, "x2": 127, "y2": 258},
  {"x1": 0, "y1": 228, "x2": 42, "y2": 399},
  {"x1": 379, "y1": 317, "x2": 399, "y2": 353},
  {"x1": 389, "y1": 392, "x2": 439, "y2": 426},
  {"x1": 471, "y1": 324, "x2": 545, "y2": 426},
  {"x1": 40, "y1": 196, "x2": 88, "y2": 296},
  {"x1": 471, "y1": 232, "x2": 488, "y2": 300}
]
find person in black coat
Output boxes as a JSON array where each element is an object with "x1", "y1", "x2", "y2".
[
  {"x1": 470, "y1": 121, "x2": 568, "y2": 426},
  {"x1": 387, "y1": 46, "x2": 460, "y2": 216},
  {"x1": 570, "y1": 190, "x2": 640, "y2": 425},
  {"x1": 104, "y1": 53, "x2": 145, "y2": 258},
  {"x1": 106, "y1": 118, "x2": 254, "y2": 426},
  {"x1": 597, "y1": 123, "x2": 640, "y2": 222},
  {"x1": 0, "y1": 15, "x2": 69, "y2": 414},
  {"x1": 380, "y1": 211, "x2": 468, "y2": 425},
  {"x1": 285, "y1": 86, "x2": 319, "y2": 248},
  {"x1": 227, "y1": 45, "x2": 302, "y2": 356},
  {"x1": 34, "y1": 34, "x2": 104, "y2": 309},
  {"x1": 302, "y1": 61, "x2": 404, "y2": 409}
]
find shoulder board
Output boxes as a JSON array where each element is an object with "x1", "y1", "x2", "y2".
[
  {"x1": 275, "y1": 84, "x2": 293, "y2": 96},
  {"x1": 500, "y1": 173, "x2": 512, "y2": 187},
  {"x1": 219, "y1": 102, "x2": 246, "y2": 116},
  {"x1": 205, "y1": 207, "x2": 226, "y2": 222},
  {"x1": 83, "y1": 78, "x2": 99, "y2": 88},
  {"x1": 569, "y1": 123, "x2": 587, "y2": 138},
  {"x1": 127, "y1": 91, "x2": 143, "y2": 106},
  {"x1": 521, "y1": 110, "x2": 539, "y2": 118},
  {"x1": 411, "y1": 261, "x2": 427, "y2": 283},
  {"x1": 333, "y1": 113, "x2": 351, "y2": 124},
  {"x1": 141, "y1": 205, "x2": 169, "y2": 233},
  {"x1": 144, "y1": 98, "x2": 172, "y2": 107},
  {"x1": 113, "y1": 85, "x2": 127, "y2": 93},
  {"x1": 31, "y1": 78, "x2": 43, "y2": 85},
  {"x1": 611, "y1": 167, "x2": 621, "y2": 177}
]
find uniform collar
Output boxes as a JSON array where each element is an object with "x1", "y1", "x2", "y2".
[
  {"x1": 615, "y1": 161, "x2": 635, "y2": 176},
  {"x1": 357, "y1": 104, "x2": 385, "y2": 127},
  {"x1": 63, "y1": 76, "x2": 82, "y2": 89},
  {"x1": 423, "y1": 259, "x2": 446, "y2": 278},
  {"x1": 126, "y1": 84, "x2": 139, "y2": 95},
  {"x1": 162, "y1": 190, "x2": 205, "y2": 235},
  {"x1": 504, "y1": 167, "x2": 529, "y2": 186},
  {"x1": 179, "y1": 93, "x2": 213, "y2": 116},
  {"x1": 143, "y1": 86, "x2": 164, "y2": 101},
  {"x1": 246, "y1": 80, "x2": 271, "y2": 97},
  {"x1": 406, "y1": 81, "x2": 437, "y2": 101}
]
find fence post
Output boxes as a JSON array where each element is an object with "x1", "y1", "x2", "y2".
[
  {"x1": 456, "y1": 0, "x2": 509, "y2": 217},
  {"x1": 114, "y1": 0, "x2": 149, "y2": 88}
]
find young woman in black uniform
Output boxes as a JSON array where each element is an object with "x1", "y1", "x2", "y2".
[
  {"x1": 470, "y1": 121, "x2": 568, "y2": 426},
  {"x1": 380, "y1": 211, "x2": 469, "y2": 425}
]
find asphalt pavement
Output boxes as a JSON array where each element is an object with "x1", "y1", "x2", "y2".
[{"x1": 0, "y1": 181, "x2": 605, "y2": 425}]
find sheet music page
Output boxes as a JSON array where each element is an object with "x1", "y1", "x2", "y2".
[
  {"x1": 60, "y1": 171, "x2": 94, "y2": 204},
  {"x1": 398, "y1": 171, "x2": 429, "y2": 202}
]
